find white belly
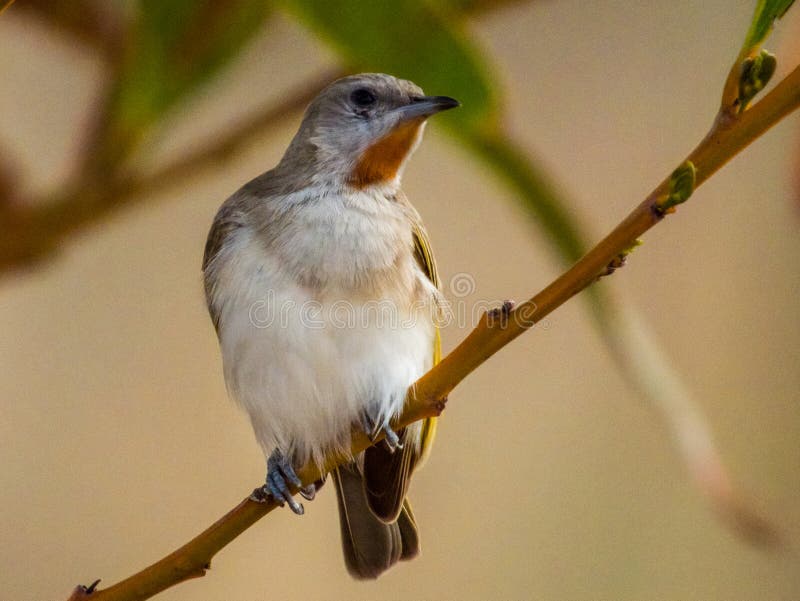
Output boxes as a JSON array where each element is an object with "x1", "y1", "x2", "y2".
[{"x1": 212, "y1": 215, "x2": 436, "y2": 468}]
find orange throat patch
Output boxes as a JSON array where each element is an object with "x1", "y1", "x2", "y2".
[{"x1": 348, "y1": 118, "x2": 424, "y2": 189}]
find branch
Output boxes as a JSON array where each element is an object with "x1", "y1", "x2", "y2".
[
  {"x1": 2, "y1": 4, "x2": 747, "y2": 549},
  {"x1": 9, "y1": 0, "x2": 124, "y2": 64},
  {"x1": 70, "y1": 58, "x2": 800, "y2": 601},
  {"x1": 0, "y1": 68, "x2": 342, "y2": 275}
]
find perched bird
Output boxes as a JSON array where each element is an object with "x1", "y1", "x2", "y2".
[{"x1": 203, "y1": 73, "x2": 458, "y2": 578}]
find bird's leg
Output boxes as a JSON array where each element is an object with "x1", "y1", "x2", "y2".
[
  {"x1": 360, "y1": 412, "x2": 403, "y2": 452},
  {"x1": 250, "y1": 449, "x2": 315, "y2": 515}
]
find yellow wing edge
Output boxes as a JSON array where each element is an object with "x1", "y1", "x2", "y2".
[{"x1": 412, "y1": 224, "x2": 441, "y2": 466}]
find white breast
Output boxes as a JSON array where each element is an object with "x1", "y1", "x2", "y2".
[{"x1": 209, "y1": 186, "x2": 437, "y2": 468}]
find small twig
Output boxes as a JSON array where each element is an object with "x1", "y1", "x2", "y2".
[{"x1": 0, "y1": 0, "x2": 16, "y2": 16}]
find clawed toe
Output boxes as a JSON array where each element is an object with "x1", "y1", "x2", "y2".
[
  {"x1": 361, "y1": 413, "x2": 402, "y2": 452},
  {"x1": 299, "y1": 483, "x2": 317, "y2": 501},
  {"x1": 263, "y1": 450, "x2": 306, "y2": 515}
]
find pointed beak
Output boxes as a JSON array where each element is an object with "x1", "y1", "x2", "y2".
[{"x1": 392, "y1": 95, "x2": 461, "y2": 120}]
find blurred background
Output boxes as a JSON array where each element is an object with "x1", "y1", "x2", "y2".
[{"x1": 1, "y1": 1, "x2": 799, "y2": 600}]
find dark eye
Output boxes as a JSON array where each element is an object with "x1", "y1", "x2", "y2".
[{"x1": 350, "y1": 88, "x2": 377, "y2": 107}]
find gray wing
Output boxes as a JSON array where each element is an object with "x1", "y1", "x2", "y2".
[
  {"x1": 202, "y1": 197, "x2": 246, "y2": 333},
  {"x1": 202, "y1": 167, "x2": 303, "y2": 332}
]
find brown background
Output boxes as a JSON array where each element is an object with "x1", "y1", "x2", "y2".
[{"x1": 2, "y1": 2, "x2": 799, "y2": 600}]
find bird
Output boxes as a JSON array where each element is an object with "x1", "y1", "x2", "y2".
[{"x1": 202, "y1": 73, "x2": 458, "y2": 579}]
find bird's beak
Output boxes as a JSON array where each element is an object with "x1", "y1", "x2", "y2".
[{"x1": 392, "y1": 95, "x2": 461, "y2": 121}]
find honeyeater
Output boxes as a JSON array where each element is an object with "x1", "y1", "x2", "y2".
[{"x1": 203, "y1": 73, "x2": 458, "y2": 578}]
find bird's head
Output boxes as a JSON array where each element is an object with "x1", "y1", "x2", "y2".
[{"x1": 279, "y1": 73, "x2": 459, "y2": 190}]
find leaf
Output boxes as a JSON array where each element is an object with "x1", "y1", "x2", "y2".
[
  {"x1": 737, "y1": 49, "x2": 778, "y2": 112},
  {"x1": 741, "y1": 0, "x2": 796, "y2": 55},
  {"x1": 109, "y1": 0, "x2": 272, "y2": 151}
]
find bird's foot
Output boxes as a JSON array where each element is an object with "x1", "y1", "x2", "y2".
[
  {"x1": 361, "y1": 413, "x2": 403, "y2": 453},
  {"x1": 250, "y1": 450, "x2": 314, "y2": 515}
]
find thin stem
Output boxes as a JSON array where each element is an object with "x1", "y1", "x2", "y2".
[{"x1": 703, "y1": 64, "x2": 800, "y2": 183}]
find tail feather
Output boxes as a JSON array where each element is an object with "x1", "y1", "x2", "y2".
[
  {"x1": 397, "y1": 499, "x2": 420, "y2": 561},
  {"x1": 333, "y1": 464, "x2": 419, "y2": 579},
  {"x1": 363, "y1": 432, "x2": 416, "y2": 522}
]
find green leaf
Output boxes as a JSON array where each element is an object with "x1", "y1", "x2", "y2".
[
  {"x1": 737, "y1": 49, "x2": 777, "y2": 112},
  {"x1": 110, "y1": 0, "x2": 272, "y2": 152},
  {"x1": 741, "y1": 0, "x2": 796, "y2": 55}
]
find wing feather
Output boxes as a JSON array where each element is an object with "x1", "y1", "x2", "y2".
[{"x1": 363, "y1": 209, "x2": 441, "y2": 521}]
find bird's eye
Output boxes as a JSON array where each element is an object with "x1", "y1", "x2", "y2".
[{"x1": 350, "y1": 88, "x2": 377, "y2": 107}]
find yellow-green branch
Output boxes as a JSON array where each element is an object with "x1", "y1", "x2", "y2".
[{"x1": 68, "y1": 58, "x2": 800, "y2": 601}]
